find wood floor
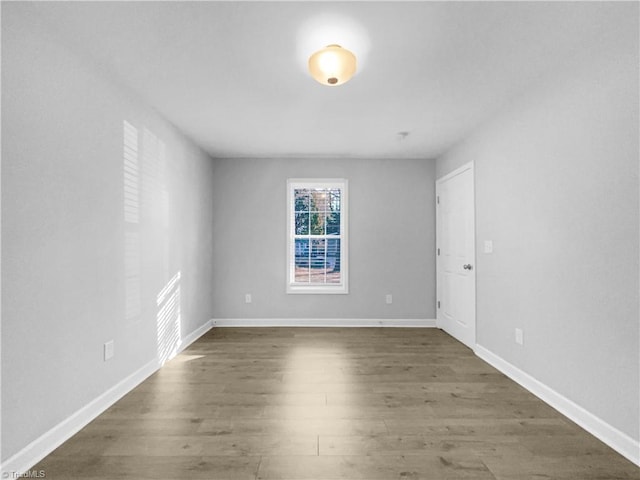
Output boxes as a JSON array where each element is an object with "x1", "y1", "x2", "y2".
[{"x1": 36, "y1": 328, "x2": 638, "y2": 479}]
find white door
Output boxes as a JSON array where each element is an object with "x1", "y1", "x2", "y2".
[{"x1": 436, "y1": 163, "x2": 476, "y2": 349}]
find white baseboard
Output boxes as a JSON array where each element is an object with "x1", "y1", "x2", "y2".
[
  {"x1": 184, "y1": 319, "x2": 213, "y2": 341},
  {"x1": 212, "y1": 318, "x2": 437, "y2": 328},
  {"x1": 168, "y1": 319, "x2": 214, "y2": 364},
  {"x1": 1, "y1": 320, "x2": 214, "y2": 478},
  {"x1": 475, "y1": 344, "x2": 640, "y2": 466}
]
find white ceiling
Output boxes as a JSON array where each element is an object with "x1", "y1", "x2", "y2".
[{"x1": 25, "y1": 1, "x2": 626, "y2": 159}]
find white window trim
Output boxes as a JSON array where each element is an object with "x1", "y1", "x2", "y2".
[{"x1": 286, "y1": 178, "x2": 349, "y2": 294}]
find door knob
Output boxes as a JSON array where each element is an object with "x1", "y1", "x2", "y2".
[{"x1": 463, "y1": 264, "x2": 473, "y2": 270}]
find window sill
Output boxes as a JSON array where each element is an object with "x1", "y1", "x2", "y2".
[{"x1": 286, "y1": 284, "x2": 349, "y2": 295}]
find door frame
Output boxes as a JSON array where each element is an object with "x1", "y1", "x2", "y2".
[{"x1": 435, "y1": 161, "x2": 477, "y2": 349}]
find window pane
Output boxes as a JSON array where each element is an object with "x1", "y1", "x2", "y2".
[
  {"x1": 327, "y1": 239, "x2": 341, "y2": 283},
  {"x1": 310, "y1": 189, "x2": 330, "y2": 212},
  {"x1": 295, "y1": 212, "x2": 309, "y2": 235},
  {"x1": 310, "y1": 239, "x2": 326, "y2": 283},
  {"x1": 294, "y1": 189, "x2": 309, "y2": 212},
  {"x1": 326, "y1": 212, "x2": 340, "y2": 235},
  {"x1": 310, "y1": 212, "x2": 324, "y2": 235},
  {"x1": 294, "y1": 239, "x2": 309, "y2": 282},
  {"x1": 329, "y1": 189, "x2": 341, "y2": 212}
]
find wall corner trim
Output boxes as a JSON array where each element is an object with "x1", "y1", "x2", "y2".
[
  {"x1": 0, "y1": 320, "x2": 214, "y2": 478},
  {"x1": 212, "y1": 318, "x2": 436, "y2": 328},
  {"x1": 475, "y1": 344, "x2": 640, "y2": 466}
]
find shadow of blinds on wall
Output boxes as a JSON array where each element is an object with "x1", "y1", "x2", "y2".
[{"x1": 123, "y1": 121, "x2": 141, "y2": 322}]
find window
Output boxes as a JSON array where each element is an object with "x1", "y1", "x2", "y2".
[{"x1": 287, "y1": 179, "x2": 348, "y2": 294}]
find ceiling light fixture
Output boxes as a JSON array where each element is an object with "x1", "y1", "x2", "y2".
[{"x1": 308, "y1": 44, "x2": 356, "y2": 86}]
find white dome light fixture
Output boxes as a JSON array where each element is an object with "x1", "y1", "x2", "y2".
[{"x1": 308, "y1": 44, "x2": 357, "y2": 86}]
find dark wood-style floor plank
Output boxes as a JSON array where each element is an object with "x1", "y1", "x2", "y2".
[{"x1": 34, "y1": 327, "x2": 639, "y2": 479}]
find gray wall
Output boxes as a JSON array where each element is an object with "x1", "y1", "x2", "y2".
[
  {"x1": 2, "y1": 6, "x2": 215, "y2": 461},
  {"x1": 212, "y1": 158, "x2": 436, "y2": 319},
  {"x1": 436, "y1": 14, "x2": 639, "y2": 441}
]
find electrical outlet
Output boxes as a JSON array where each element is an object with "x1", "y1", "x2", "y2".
[
  {"x1": 385, "y1": 294, "x2": 393, "y2": 305},
  {"x1": 245, "y1": 293, "x2": 252, "y2": 304},
  {"x1": 104, "y1": 340, "x2": 114, "y2": 361},
  {"x1": 515, "y1": 328, "x2": 524, "y2": 346}
]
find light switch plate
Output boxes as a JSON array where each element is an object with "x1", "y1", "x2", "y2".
[
  {"x1": 104, "y1": 340, "x2": 114, "y2": 361},
  {"x1": 515, "y1": 328, "x2": 524, "y2": 345},
  {"x1": 484, "y1": 240, "x2": 493, "y2": 254}
]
